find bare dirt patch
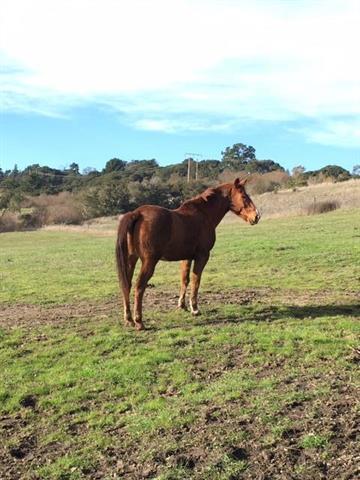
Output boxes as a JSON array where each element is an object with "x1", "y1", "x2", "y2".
[
  {"x1": 0, "y1": 298, "x2": 118, "y2": 329},
  {"x1": 1, "y1": 286, "x2": 358, "y2": 331},
  {"x1": 103, "y1": 372, "x2": 359, "y2": 480},
  {"x1": 0, "y1": 288, "x2": 271, "y2": 330}
]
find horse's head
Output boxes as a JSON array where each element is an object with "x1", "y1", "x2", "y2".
[{"x1": 229, "y1": 177, "x2": 260, "y2": 225}]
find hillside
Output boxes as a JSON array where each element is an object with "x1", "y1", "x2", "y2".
[
  {"x1": 41, "y1": 179, "x2": 360, "y2": 236},
  {"x1": 251, "y1": 179, "x2": 360, "y2": 219}
]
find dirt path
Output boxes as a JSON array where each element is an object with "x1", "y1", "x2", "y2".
[
  {"x1": 1, "y1": 287, "x2": 358, "y2": 330},
  {"x1": 0, "y1": 288, "x2": 267, "y2": 329}
]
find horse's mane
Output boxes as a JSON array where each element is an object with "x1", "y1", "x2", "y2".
[{"x1": 179, "y1": 184, "x2": 230, "y2": 210}]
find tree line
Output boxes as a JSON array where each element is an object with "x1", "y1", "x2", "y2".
[{"x1": 0, "y1": 142, "x2": 356, "y2": 221}]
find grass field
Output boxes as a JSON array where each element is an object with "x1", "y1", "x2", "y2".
[{"x1": 1, "y1": 209, "x2": 359, "y2": 479}]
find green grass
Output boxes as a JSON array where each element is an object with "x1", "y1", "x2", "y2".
[
  {"x1": 300, "y1": 433, "x2": 329, "y2": 449},
  {"x1": 1, "y1": 209, "x2": 359, "y2": 305},
  {"x1": 0, "y1": 209, "x2": 359, "y2": 479}
]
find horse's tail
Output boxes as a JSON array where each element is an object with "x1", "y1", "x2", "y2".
[{"x1": 115, "y1": 211, "x2": 140, "y2": 298}]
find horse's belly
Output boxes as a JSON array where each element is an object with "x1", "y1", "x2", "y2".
[
  {"x1": 164, "y1": 215, "x2": 204, "y2": 259},
  {"x1": 161, "y1": 247, "x2": 194, "y2": 261}
]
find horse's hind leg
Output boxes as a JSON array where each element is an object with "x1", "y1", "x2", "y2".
[
  {"x1": 178, "y1": 260, "x2": 191, "y2": 310},
  {"x1": 123, "y1": 254, "x2": 138, "y2": 326},
  {"x1": 190, "y1": 253, "x2": 209, "y2": 316},
  {"x1": 133, "y1": 257, "x2": 157, "y2": 330}
]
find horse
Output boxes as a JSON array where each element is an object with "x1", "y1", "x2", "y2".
[{"x1": 115, "y1": 177, "x2": 260, "y2": 330}]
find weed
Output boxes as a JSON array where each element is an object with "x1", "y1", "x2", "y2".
[{"x1": 300, "y1": 433, "x2": 329, "y2": 449}]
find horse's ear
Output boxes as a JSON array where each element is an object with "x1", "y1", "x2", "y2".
[
  {"x1": 234, "y1": 177, "x2": 247, "y2": 189},
  {"x1": 201, "y1": 188, "x2": 216, "y2": 202}
]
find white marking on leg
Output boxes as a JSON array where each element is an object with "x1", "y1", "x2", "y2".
[{"x1": 190, "y1": 299, "x2": 200, "y2": 316}]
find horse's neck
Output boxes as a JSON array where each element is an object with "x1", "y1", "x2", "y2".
[
  {"x1": 203, "y1": 187, "x2": 231, "y2": 227},
  {"x1": 178, "y1": 184, "x2": 231, "y2": 227}
]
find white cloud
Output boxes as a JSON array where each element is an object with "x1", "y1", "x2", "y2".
[
  {"x1": 294, "y1": 119, "x2": 360, "y2": 148},
  {"x1": 1, "y1": 0, "x2": 360, "y2": 145},
  {"x1": 135, "y1": 117, "x2": 233, "y2": 133}
]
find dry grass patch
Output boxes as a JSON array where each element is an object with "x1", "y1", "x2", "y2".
[
  {"x1": 306, "y1": 200, "x2": 340, "y2": 215},
  {"x1": 29, "y1": 192, "x2": 84, "y2": 225},
  {"x1": 253, "y1": 179, "x2": 360, "y2": 218},
  {"x1": 0, "y1": 212, "x2": 21, "y2": 233}
]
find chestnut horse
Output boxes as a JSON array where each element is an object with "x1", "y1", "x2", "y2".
[{"x1": 116, "y1": 178, "x2": 260, "y2": 330}]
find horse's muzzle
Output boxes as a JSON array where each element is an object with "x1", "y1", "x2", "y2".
[{"x1": 251, "y1": 210, "x2": 261, "y2": 225}]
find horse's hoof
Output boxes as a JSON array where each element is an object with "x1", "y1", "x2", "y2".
[
  {"x1": 191, "y1": 309, "x2": 200, "y2": 316},
  {"x1": 135, "y1": 321, "x2": 145, "y2": 331},
  {"x1": 124, "y1": 320, "x2": 134, "y2": 327},
  {"x1": 177, "y1": 304, "x2": 188, "y2": 311}
]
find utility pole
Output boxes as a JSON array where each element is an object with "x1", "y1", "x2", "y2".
[
  {"x1": 185, "y1": 153, "x2": 202, "y2": 182},
  {"x1": 187, "y1": 157, "x2": 192, "y2": 183}
]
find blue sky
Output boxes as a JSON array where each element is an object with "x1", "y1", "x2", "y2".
[{"x1": 1, "y1": 0, "x2": 360, "y2": 173}]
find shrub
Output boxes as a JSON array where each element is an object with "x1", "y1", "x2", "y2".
[
  {"x1": 306, "y1": 200, "x2": 340, "y2": 215},
  {"x1": 19, "y1": 211, "x2": 45, "y2": 229},
  {"x1": 249, "y1": 171, "x2": 290, "y2": 194},
  {"x1": 81, "y1": 182, "x2": 131, "y2": 217},
  {"x1": 27, "y1": 192, "x2": 85, "y2": 225},
  {"x1": 29, "y1": 191, "x2": 72, "y2": 208},
  {"x1": 43, "y1": 204, "x2": 84, "y2": 225},
  {"x1": 0, "y1": 212, "x2": 20, "y2": 232},
  {"x1": 218, "y1": 169, "x2": 249, "y2": 184}
]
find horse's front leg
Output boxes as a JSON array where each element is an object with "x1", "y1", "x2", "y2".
[
  {"x1": 178, "y1": 260, "x2": 192, "y2": 310},
  {"x1": 190, "y1": 253, "x2": 209, "y2": 316},
  {"x1": 133, "y1": 257, "x2": 157, "y2": 330}
]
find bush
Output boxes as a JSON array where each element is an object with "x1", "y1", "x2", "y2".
[
  {"x1": 27, "y1": 192, "x2": 84, "y2": 225},
  {"x1": 248, "y1": 171, "x2": 290, "y2": 194},
  {"x1": 19, "y1": 211, "x2": 45, "y2": 229},
  {"x1": 0, "y1": 192, "x2": 84, "y2": 232},
  {"x1": 306, "y1": 200, "x2": 340, "y2": 215},
  {"x1": 43, "y1": 204, "x2": 84, "y2": 225},
  {"x1": 0, "y1": 212, "x2": 20, "y2": 232},
  {"x1": 81, "y1": 182, "x2": 131, "y2": 217}
]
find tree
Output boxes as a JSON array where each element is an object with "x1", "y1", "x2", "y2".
[
  {"x1": 69, "y1": 163, "x2": 80, "y2": 175},
  {"x1": 221, "y1": 143, "x2": 256, "y2": 169},
  {"x1": 197, "y1": 160, "x2": 222, "y2": 179},
  {"x1": 122, "y1": 159, "x2": 159, "y2": 182},
  {"x1": 246, "y1": 159, "x2": 284, "y2": 174},
  {"x1": 352, "y1": 164, "x2": 360, "y2": 177},
  {"x1": 318, "y1": 165, "x2": 350, "y2": 181},
  {"x1": 0, "y1": 188, "x2": 24, "y2": 216},
  {"x1": 12, "y1": 164, "x2": 20, "y2": 176},
  {"x1": 81, "y1": 181, "x2": 131, "y2": 217},
  {"x1": 292, "y1": 165, "x2": 306, "y2": 177},
  {"x1": 103, "y1": 158, "x2": 126, "y2": 173}
]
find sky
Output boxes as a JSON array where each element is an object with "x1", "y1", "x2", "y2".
[{"x1": 1, "y1": 0, "x2": 360, "y2": 173}]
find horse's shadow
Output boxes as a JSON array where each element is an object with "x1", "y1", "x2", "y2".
[{"x1": 147, "y1": 303, "x2": 359, "y2": 331}]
